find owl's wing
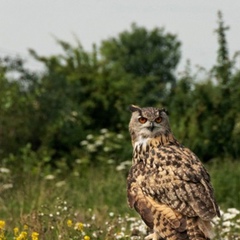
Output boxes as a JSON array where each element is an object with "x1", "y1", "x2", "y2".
[
  {"x1": 140, "y1": 145, "x2": 220, "y2": 221},
  {"x1": 127, "y1": 165, "x2": 186, "y2": 239}
]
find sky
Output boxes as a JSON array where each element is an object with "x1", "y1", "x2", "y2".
[{"x1": 0, "y1": 0, "x2": 240, "y2": 72}]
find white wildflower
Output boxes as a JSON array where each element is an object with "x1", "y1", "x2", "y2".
[
  {"x1": 116, "y1": 161, "x2": 131, "y2": 171},
  {"x1": 80, "y1": 140, "x2": 88, "y2": 146},
  {"x1": 116, "y1": 164, "x2": 126, "y2": 171},
  {"x1": 55, "y1": 181, "x2": 66, "y2": 187},
  {"x1": 87, "y1": 144, "x2": 96, "y2": 152},
  {"x1": 99, "y1": 135, "x2": 105, "y2": 141},
  {"x1": 122, "y1": 160, "x2": 131, "y2": 166},
  {"x1": 0, "y1": 167, "x2": 10, "y2": 173},
  {"x1": 117, "y1": 134, "x2": 123, "y2": 139},
  {"x1": 86, "y1": 134, "x2": 93, "y2": 140},
  {"x1": 84, "y1": 223, "x2": 91, "y2": 228},
  {"x1": 103, "y1": 147, "x2": 110, "y2": 152},
  {"x1": 126, "y1": 217, "x2": 137, "y2": 222},
  {"x1": 222, "y1": 212, "x2": 236, "y2": 221},
  {"x1": 222, "y1": 221, "x2": 232, "y2": 227},
  {"x1": 75, "y1": 159, "x2": 82, "y2": 164},
  {"x1": 44, "y1": 174, "x2": 55, "y2": 180},
  {"x1": 107, "y1": 159, "x2": 114, "y2": 164},
  {"x1": 130, "y1": 220, "x2": 147, "y2": 235},
  {"x1": 109, "y1": 212, "x2": 114, "y2": 217},
  {"x1": 115, "y1": 232, "x2": 125, "y2": 239},
  {"x1": 73, "y1": 171, "x2": 79, "y2": 176},
  {"x1": 2, "y1": 183, "x2": 13, "y2": 190},
  {"x1": 100, "y1": 128, "x2": 108, "y2": 134},
  {"x1": 104, "y1": 133, "x2": 111, "y2": 138},
  {"x1": 71, "y1": 111, "x2": 78, "y2": 117},
  {"x1": 95, "y1": 140, "x2": 103, "y2": 146},
  {"x1": 227, "y1": 208, "x2": 240, "y2": 215}
]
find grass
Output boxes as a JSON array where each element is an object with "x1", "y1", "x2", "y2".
[
  {"x1": 0, "y1": 163, "x2": 140, "y2": 239},
  {"x1": 206, "y1": 159, "x2": 240, "y2": 210},
  {"x1": 0, "y1": 155, "x2": 240, "y2": 239}
]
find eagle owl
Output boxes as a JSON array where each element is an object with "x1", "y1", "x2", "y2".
[{"x1": 127, "y1": 105, "x2": 220, "y2": 240}]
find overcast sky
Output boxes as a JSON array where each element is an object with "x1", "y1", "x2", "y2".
[{"x1": 0, "y1": 1, "x2": 240, "y2": 72}]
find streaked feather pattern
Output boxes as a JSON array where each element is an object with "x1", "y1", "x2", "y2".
[{"x1": 127, "y1": 105, "x2": 220, "y2": 240}]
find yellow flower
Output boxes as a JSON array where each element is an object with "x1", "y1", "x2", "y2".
[
  {"x1": 0, "y1": 221, "x2": 6, "y2": 240},
  {"x1": 67, "y1": 219, "x2": 73, "y2": 227},
  {"x1": 75, "y1": 222, "x2": 84, "y2": 231},
  {"x1": 0, "y1": 221, "x2": 5, "y2": 230},
  {"x1": 0, "y1": 233, "x2": 6, "y2": 240},
  {"x1": 23, "y1": 225, "x2": 28, "y2": 230},
  {"x1": 84, "y1": 236, "x2": 90, "y2": 240},
  {"x1": 14, "y1": 227, "x2": 19, "y2": 236},
  {"x1": 31, "y1": 231, "x2": 39, "y2": 240},
  {"x1": 16, "y1": 231, "x2": 28, "y2": 240}
]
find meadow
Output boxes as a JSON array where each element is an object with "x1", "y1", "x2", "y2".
[{"x1": 0, "y1": 143, "x2": 240, "y2": 240}]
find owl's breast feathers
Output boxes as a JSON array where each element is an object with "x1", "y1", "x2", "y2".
[{"x1": 127, "y1": 134, "x2": 220, "y2": 239}]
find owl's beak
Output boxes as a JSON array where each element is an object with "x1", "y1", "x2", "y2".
[{"x1": 149, "y1": 122, "x2": 155, "y2": 132}]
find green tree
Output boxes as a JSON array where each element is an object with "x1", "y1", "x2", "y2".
[
  {"x1": 211, "y1": 11, "x2": 237, "y2": 158},
  {"x1": 0, "y1": 57, "x2": 39, "y2": 158},
  {"x1": 168, "y1": 12, "x2": 240, "y2": 160},
  {"x1": 28, "y1": 40, "x2": 102, "y2": 162},
  {"x1": 214, "y1": 11, "x2": 231, "y2": 86},
  {"x1": 100, "y1": 23, "x2": 181, "y2": 105},
  {"x1": 165, "y1": 61, "x2": 195, "y2": 143}
]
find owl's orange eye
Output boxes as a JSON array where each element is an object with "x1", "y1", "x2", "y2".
[
  {"x1": 155, "y1": 117, "x2": 162, "y2": 123},
  {"x1": 138, "y1": 117, "x2": 147, "y2": 124}
]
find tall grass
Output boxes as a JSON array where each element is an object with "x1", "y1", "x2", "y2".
[
  {"x1": 206, "y1": 159, "x2": 240, "y2": 210},
  {"x1": 1, "y1": 161, "x2": 147, "y2": 239},
  {"x1": 1, "y1": 166, "x2": 131, "y2": 219}
]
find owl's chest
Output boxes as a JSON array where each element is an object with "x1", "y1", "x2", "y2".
[
  {"x1": 132, "y1": 141, "x2": 186, "y2": 180},
  {"x1": 133, "y1": 141, "x2": 174, "y2": 165}
]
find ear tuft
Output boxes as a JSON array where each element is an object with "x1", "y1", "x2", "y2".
[
  {"x1": 160, "y1": 108, "x2": 169, "y2": 115},
  {"x1": 129, "y1": 105, "x2": 141, "y2": 113}
]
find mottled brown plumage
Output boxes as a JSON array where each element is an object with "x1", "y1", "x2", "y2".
[{"x1": 127, "y1": 105, "x2": 220, "y2": 240}]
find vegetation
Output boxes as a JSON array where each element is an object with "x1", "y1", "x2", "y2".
[
  {"x1": 0, "y1": 11, "x2": 240, "y2": 239},
  {"x1": 0, "y1": 141, "x2": 240, "y2": 239}
]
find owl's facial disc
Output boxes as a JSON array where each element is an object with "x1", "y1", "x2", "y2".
[{"x1": 138, "y1": 116, "x2": 161, "y2": 135}]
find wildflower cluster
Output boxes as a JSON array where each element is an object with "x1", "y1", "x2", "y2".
[
  {"x1": 1, "y1": 206, "x2": 240, "y2": 240},
  {"x1": 0, "y1": 220, "x2": 6, "y2": 240},
  {"x1": 65, "y1": 219, "x2": 90, "y2": 240},
  {"x1": 0, "y1": 167, "x2": 13, "y2": 194},
  {"x1": 79, "y1": 129, "x2": 128, "y2": 165},
  {"x1": 79, "y1": 212, "x2": 148, "y2": 239},
  {"x1": 116, "y1": 160, "x2": 132, "y2": 172},
  {"x1": 0, "y1": 221, "x2": 39, "y2": 240},
  {"x1": 213, "y1": 208, "x2": 240, "y2": 239}
]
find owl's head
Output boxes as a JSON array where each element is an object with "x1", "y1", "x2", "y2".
[{"x1": 128, "y1": 105, "x2": 171, "y2": 143}]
